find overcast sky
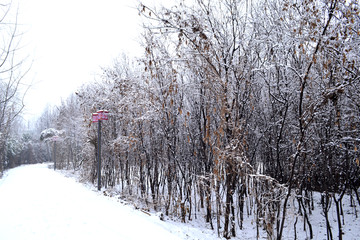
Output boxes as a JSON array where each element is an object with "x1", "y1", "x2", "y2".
[{"x1": 13, "y1": 0, "x2": 158, "y2": 121}]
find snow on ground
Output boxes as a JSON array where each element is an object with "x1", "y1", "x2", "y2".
[
  {"x1": 0, "y1": 164, "x2": 220, "y2": 240},
  {"x1": 1, "y1": 164, "x2": 359, "y2": 240}
]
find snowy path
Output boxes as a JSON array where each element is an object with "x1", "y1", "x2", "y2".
[
  {"x1": 0, "y1": 164, "x2": 201, "y2": 240},
  {"x1": 1, "y1": 164, "x2": 359, "y2": 240}
]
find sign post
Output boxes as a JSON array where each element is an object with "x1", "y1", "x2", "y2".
[
  {"x1": 92, "y1": 110, "x2": 109, "y2": 191},
  {"x1": 39, "y1": 128, "x2": 64, "y2": 170},
  {"x1": 49, "y1": 135, "x2": 62, "y2": 170}
]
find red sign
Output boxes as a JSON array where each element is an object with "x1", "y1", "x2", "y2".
[
  {"x1": 97, "y1": 110, "x2": 109, "y2": 120},
  {"x1": 103, "y1": 110, "x2": 109, "y2": 120},
  {"x1": 92, "y1": 113, "x2": 99, "y2": 122},
  {"x1": 92, "y1": 110, "x2": 109, "y2": 122}
]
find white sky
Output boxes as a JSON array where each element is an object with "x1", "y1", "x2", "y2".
[{"x1": 12, "y1": 0, "x2": 159, "y2": 121}]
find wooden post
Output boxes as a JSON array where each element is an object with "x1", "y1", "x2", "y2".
[{"x1": 97, "y1": 119, "x2": 102, "y2": 191}]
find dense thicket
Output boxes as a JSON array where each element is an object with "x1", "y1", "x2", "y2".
[
  {"x1": 34, "y1": 0, "x2": 359, "y2": 239},
  {"x1": 0, "y1": 2, "x2": 32, "y2": 173}
]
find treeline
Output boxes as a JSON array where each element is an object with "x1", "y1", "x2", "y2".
[
  {"x1": 34, "y1": 0, "x2": 359, "y2": 239},
  {"x1": 0, "y1": 2, "x2": 34, "y2": 173}
]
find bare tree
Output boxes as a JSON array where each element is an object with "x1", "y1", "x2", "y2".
[{"x1": 0, "y1": 1, "x2": 30, "y2": 174}]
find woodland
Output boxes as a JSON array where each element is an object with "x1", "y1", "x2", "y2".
[{"x1": 1, "y1": 0, "x2": 360, "y2": 239}]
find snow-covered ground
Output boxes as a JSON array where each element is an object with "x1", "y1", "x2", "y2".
[
  {"x1": 1, "y1": 163, "x2": 359, "y2": 239},
  {"x1": 0, "y1": 164, "x2": 220, "y2": 240}
]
